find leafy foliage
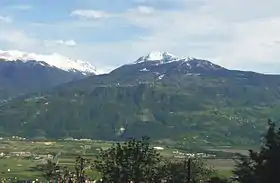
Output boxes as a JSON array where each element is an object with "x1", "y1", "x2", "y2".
[
  {"x1": 93, "y1": 136, "x2": 219, "y2": 183},
  {"x1": 234, "y1": 120, "x2": 280, "y2": 183},
  {"x1": 36, "y1": 157, "x2": 89, "y2": 183},
  {"x1": 161, "y1": 158, "x2": 214, "y2": 183},
  {"x1": 35, "y1": 137, "x2": 226, "y2": 182},
  {"x1": 94, "y1": 136, "x2": 162, "y2": 183},
  {"x1": 207, "y1": 177, "x2": 231, "y2": 183},
  {"x1": 75, "y1": 156, "x2": 90, "y2": 183},
  {"x1": 36, "y1": 159, "x2": 62, "y2": 182}
]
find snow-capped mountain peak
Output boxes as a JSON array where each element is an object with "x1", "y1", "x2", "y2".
[
  {"x1": 133, "y1": 52, "x2": 223, "y2": 70},
  {"x1": 135, "y1": 51, "x2": 181, "y2": 64},
  {"x1": 0, "y1": 50, "x2": 97, "y2": 75},
  {"x1": 117, "y1": 51, "x2": 226, "y2": 75},
  {"x1": 145, "y1": 51, "x2": 177, "y2": 61}
]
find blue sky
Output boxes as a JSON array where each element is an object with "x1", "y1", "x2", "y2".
[{"x1": 1, "y1": 0, "x2": 280, "y2": 73}]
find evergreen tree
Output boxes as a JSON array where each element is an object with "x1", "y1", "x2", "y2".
[{"x1": 234, "y1": 119, "x2": 280, "y2": 183}]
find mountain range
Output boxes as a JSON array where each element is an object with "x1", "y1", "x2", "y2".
[
  {"x1": 0, "y1": 50, "x2": 279, "y2": 146},
  {"x1": 0, "y1": 50, "x2": 96, "y2": 100}
]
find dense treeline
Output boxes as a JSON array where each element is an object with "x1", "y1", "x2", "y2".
[
  {"x1": 15, "y1": 120, "x2": 280, "y2": 183},
  {"x1": 234, "y1": 119, "x2": 280, "y2": 183},
  {"x1": 1, "y1": 80, "x2": 280, "y2": 146}
]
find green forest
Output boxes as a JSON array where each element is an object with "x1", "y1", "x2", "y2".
[{"x1": 1, "y1": 72, "x2": 280, "y2": 146}]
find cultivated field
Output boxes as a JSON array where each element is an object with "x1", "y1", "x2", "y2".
[{"x1": 0, "y1": 138, "x2": 247, "y2": 180}]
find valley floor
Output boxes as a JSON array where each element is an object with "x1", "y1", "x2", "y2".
[{"x1": 0, "y1": 138, "x2": 245, "y2": 181}]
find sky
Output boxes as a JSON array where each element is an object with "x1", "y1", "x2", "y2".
[{"x1": 0, "y1": 0, "x2": 280, "y2": 74}]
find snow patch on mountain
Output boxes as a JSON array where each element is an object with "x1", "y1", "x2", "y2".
[
  {"x1": 140, "y1": 68, "x2": 149, "y2": 72},
  {"x1": 135, "y1": 51, "x2": 182, "y2": 64},
  {"x1": 0, "y1": 50, "x2": 97, "y2": 75},
  {"x1": 186, "y1": 59, "x2": 223, "y2": 70},
  {"x1": 158, "y1": 74, "x2": 165, "y2": 80},
  {"x1": 132, "y1": 52, "x2": 224, "y2": 71}
]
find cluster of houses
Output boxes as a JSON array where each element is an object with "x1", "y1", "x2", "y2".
[
  {"x1": 152, "y1": 146, "x2": 216, "y2": 159},
  {"x1": 172, "y1": 150, "x2": 216, "y2": 159},
  {"x1": 0, "y1": 151, "x2": 54, "y2": 161},
  {"x1": 63, "y1": 137, "x2": 93, "y2": 141},
  {"x1": 0, "y1": 136, "x2": 27, "y2": 141}
]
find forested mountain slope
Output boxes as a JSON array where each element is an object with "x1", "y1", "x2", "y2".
[{"x1": 0, "y1": 52, "x2": 279, "y2": 145}]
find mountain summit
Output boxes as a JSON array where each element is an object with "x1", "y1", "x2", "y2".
[
  {"x1": 0, "y1": 50, "x2": 97, "y2": 75},
  {"x1": 135, "y1": 51, "x2": 181, "y2": 63},
  {"x1": 112, "y1": 52, "x2": 225, "y2": 77},
  {"x1": 134, "y1": 51, "x2": 223, "y2": 70},
  {"x1": 0, "y1": 50, "x2": 97, "y2": 100}
]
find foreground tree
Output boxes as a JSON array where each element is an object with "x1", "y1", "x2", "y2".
[
  {"x1": 94, "y1": 136, "x2": 162, "y2": 183},
  {"x1": 207, "y1": 176, "x2": 231, "y2": 183},
  {"x1": 93, "y1": 136, "x2": 221, "y2": 183},
  {"x1": 36, "y1": 159, "x2": 61, "y2": 182},
  {"x1": 234, "y1": 119, "x2": 280, "y2": 183},
  {"x1": 59, "y1": 166, "x2": 75, "y2": 183},
  {"x1": 161, "y1": 158, "x2": 214, "y2": 183},
  {"x1": 37, "y1": 156, "x2": 89, "y2": 183},
  {"x1": 75, "y1": 156, "x2": 90, "y2": 183}
]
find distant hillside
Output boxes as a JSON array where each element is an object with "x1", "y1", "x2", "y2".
[
  {"x1": 0, "y1": 52, "x2": 279, "y2": 146},
  {"x1": 0, "y1": 50, "x2": 96, "y2": 100}
]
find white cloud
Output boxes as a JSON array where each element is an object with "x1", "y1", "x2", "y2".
[
  {"x1": 100, "y1": 0, "x2": 280, "y2": 73},
  {"x1": 215, "y1": 17, "x2": 280, "y2": 70},
  {"x1": 70, "y1": 9, "x2": 109, "y2": 19},
  {"x1": 0, "y1": 29, "x2": 36, "y2": 48},
  {"x1": 44, "y1": 40, "x2": 77, "y2": 47},
  {"x1": 0, "y1": 16, "x2": 12, "y2": 23},
  {"x1": 70, "y1": 6, "x2": 155, "y2": 21},
  {"x1": 1, "y1": 0, "x2": 280, "y2": 74},
  {"x1": 129, "y1": 6, "x2": 155, "y2": 14}
]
